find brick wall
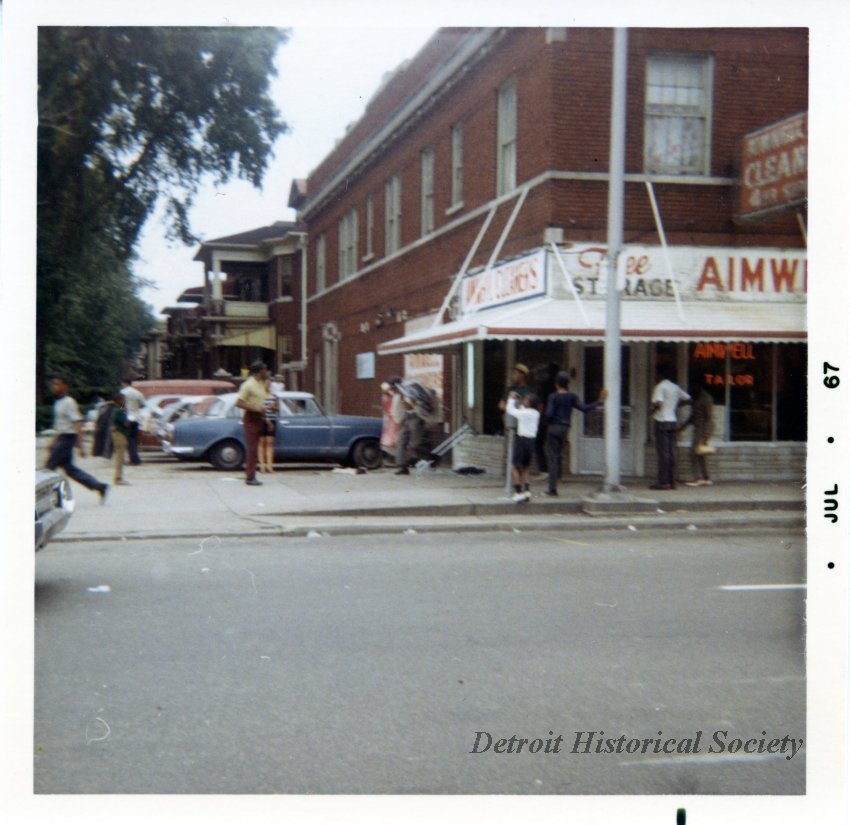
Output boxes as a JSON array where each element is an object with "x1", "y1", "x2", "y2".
[{"x1": 300, "y1": 27, "x2": 807, "y2": 418}]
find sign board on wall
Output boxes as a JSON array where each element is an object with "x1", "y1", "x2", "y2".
[
  {"x1": 562, "y1": 244, "x2": 806, "y2": 303},
  {"x1": 739, "y1": 111, "x2": 807, "y2": 219},
  {"x1": 460, "y1": 249, "x2": 547, "y2": 313},
  {"x1": 356, "y1": 352, "x2": 375, "y2": 379}
]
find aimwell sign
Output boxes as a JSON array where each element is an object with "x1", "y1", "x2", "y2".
[{"x1": 739, "y1": 112, "x2": 807, "y2": 219}]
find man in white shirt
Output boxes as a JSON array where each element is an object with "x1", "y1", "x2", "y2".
[
  {"x1": 120, "y1": 379, "x2": 146, "y2": 465},
  {"x1": 650, "y1": 365, "x2": 691, "y2": 490},
  {"x1": 45, "y1": 376, "x2": 109, "y2": 503}
]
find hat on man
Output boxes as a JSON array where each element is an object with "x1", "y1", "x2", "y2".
[
  {"x1": 249, "y1": 360, "x2": 268, "y2": 375},
  {"x1": 513, "y1": 363, "x2": 530, "y2": 376}
]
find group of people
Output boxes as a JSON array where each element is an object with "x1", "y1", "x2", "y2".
[
  {"x1": 235, "y1": 360, "x2": 285, "y2": 485},
  {"x1": 45, "y1": 376, "x2": 148, "y2": 503},
  {"x1": 498, "y1": 361, "x2": 715, "y2": 502},
  {"x1": 499, "y1": 363, "x2": 608, "y2": 502},
  {"x1": 650, "y1": 365, "x2": 714, "y2": 490}
]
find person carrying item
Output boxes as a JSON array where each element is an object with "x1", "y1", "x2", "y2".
[
  {"x1": 380, "y1": 377, "x2": 403, "y2": 463},
  {"x1": 45, "y1": 376, "x2": 109, "y2": 503},
  {"x1": 543, "y1": 372, "x2": 608, "y2": 496},
  {"x1": 679, "y1": 382, "x2": 714, "y2": 487},
  {"x1": 394, "y1": 380, "x2": 441, "y2": 475},
  {"x1": 109, "y1": 391, "x2": 133, "y2": 486},
  {"x1": 505, "y1": 391, "x2": 540, "y2": 502},
  {"x1": 649, "y1": 365, "x2": 691, "y2": 490},
  {"x1": 235, "y1": 360, "x2": 269, "y2": 486}
]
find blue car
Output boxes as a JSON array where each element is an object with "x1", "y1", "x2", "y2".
[{"x1": 161, "y1": 392, "x2": 384, "y2": 471}]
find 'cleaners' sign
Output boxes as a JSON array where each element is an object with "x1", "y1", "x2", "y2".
[{"x1": 740, "y1": 112, "x2": 807, "y2": 219}]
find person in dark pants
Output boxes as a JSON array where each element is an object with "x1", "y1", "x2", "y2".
[
  {"x1": 534, "y1": 362, "x2": 559, "y2": 474},
  {"x1": 679, "y1": 382, "x2": 714, "y2": 486},
  {"x1": 542, "y1": 371, "x2": 608, "y2": 496},
  {"x1": 235, "y1": 360, "x2": 269, "y2": 486},
  {"x1": 120, "y1": 379, "x2": 145, "y2": 465},
  {"x1": 45, "y1": 376, "x2": 108, "y2": 503},
  {"x1": 649, "y1": 365, "x2": 690, "y2": 490}
]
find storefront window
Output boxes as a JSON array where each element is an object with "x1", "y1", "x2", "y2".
[{"x1": 687, "y1": 342, "x2": 806, "y2": 442}]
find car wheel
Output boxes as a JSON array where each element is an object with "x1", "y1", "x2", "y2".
[
  {"x1": 209, "y1": 440, "x2": 245, "y2": 471},
  {"x1": 351, "y1": 438, "x2": 383, "y2": 470}
]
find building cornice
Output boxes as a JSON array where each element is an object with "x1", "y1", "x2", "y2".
[{"x1": 300, "y1": 28, "x2": 505, "y2": 221}]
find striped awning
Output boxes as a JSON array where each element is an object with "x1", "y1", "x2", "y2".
[{"x1": 377, "y1": 297, "x2": 805, "y2": 355}]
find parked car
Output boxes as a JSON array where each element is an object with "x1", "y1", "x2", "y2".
[
  {"x1": 152, "y1": 396, "x2": 219, "y2": 443},
  {"x1": 161, "y1": 392, "x2": 384, "y2": 471},
  {"x1": 35, "y1": 469, "x2": 74, "y2": 550}
]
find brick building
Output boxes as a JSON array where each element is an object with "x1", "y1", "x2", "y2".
[{"x1": 292, "y1": 27, "x2": 808, "y2": 480}]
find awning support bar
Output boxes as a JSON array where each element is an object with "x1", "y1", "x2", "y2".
[
  {"x1": 549, "y1": 240, "x2": 590, "y2": 325},
  {"x1": 431, "y1": 203, "x2": 498, "y2": 327},
  {"x1": 484, "y1": 183, "x2": 530, "y2": 272},
  {"x1": 645, "y1": 180, "x2": 686, "y2": 322}
]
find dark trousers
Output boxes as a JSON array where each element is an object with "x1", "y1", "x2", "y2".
[
  {"x1": 654, "y1": 421, "x2": 678, "y2": 486},
  {"x1": 545, "y1": 424, "x2": 569, "y2": 492},
  {"x1": 397, "y1": 414, "x2": 425, "y2": 467},
  {"x1": 127, "y1": 420, "x2": 141, "y2": 465},
  {"x1": 242, "y1": 412, "x2": 265, "y2": 481},
  {"x1": 46, "y1": 434, "x2": 105, "y2": 492}
]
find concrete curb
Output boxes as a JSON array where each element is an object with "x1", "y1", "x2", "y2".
[{"x1": 52, "y1": 509, "x2": 804, "y2": 543}]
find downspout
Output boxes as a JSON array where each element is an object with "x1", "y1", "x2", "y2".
[{"x1": 300, "y1": 236, "x2": 308, "y2": 383}]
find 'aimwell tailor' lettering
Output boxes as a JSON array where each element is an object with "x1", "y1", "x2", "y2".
[{"x1": 469, "y1": 730, "x2": 804, "y2": 761}]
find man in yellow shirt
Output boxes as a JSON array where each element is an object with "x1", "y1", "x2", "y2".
[{"x1": 236, "y1": 360, "x2": 269, "y2": 485}]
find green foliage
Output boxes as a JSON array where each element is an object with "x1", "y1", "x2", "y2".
[{"x1": 37, "y1": 27, "x2": 288, "y2": 401}]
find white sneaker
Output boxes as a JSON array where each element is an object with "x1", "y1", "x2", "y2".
[{"x1": 512, "y1": 492, "x2": 524, "y2": 502}]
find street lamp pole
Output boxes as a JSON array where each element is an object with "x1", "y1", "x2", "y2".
[{"x1": 603, "y1": 27, "x2": 628, "y2": 493}]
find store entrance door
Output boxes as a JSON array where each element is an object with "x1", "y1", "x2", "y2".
[{"x1": 575, "y1": 345, "x2": 635, "y2": 475}]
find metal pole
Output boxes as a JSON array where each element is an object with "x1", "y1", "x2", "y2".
[{"x1": 604, "y1": 28, "x2": 628, "y2": 492}]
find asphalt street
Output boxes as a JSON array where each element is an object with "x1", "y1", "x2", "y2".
[{"x1": 34, "y1": 526, "x2": 805, "y2": 795}]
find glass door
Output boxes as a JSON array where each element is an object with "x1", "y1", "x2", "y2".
[{"x1": 576, "y1": 345, "x2": 635, "y2": 475}]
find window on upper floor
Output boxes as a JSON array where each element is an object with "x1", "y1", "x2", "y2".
[
  {"x1": 421, "y1": 147, "x2": 435, "y2": 236},
  {"x1": 315, "y1": 234, "x2": 326, "y2": 293},
  {"x1": 385, "y1": 173, "x2": 402, "y2": 255},
  {"x1": 365, "y1": 195, "x2": 374, "y2": 260},
  {"x1": 644, "y1": 53, "x2": 714, "y2": 176},
  {"x1": 276, "y1": 255, "x2": 293, "y2": 298},
  {"x1": 450, "y1": 122, "x2": 463, "y2": 209},
  {"x1": 338, "y1": 208, "x2": 358, "y2": 280},
  {"x1": 497, "y1": 77, "x2": 517, "y2": 196}
]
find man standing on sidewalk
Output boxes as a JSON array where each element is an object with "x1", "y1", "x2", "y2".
[
  {"x1": 45, "y1": 376, "x2": 108, "y2": 503},
  {"x1": 650, "y1": 365, "x2": 690, "y2": 490},
  {"x1": 120, "y1": 379, "x2": 146, "y2": 465},
  {"x1": 236, "y1": 360, "x2": 269, "y2": 486},
  {"x1": 542, "y1": 371, "x2": 607, "y2": 496}
]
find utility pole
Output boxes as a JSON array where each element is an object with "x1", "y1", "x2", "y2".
[{"x1": 603, "y1": 27, "x2": 628, "y2": 493}]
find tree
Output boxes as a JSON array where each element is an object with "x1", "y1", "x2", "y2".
[{"x1": 37, "y1": 27, "x2": 289, "y2": 400}]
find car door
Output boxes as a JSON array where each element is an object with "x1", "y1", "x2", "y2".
[{"x1": 274, "y1": 397, "x2": 332, "y2": 461}]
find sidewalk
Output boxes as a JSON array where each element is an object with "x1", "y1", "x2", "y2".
[{"x1": 45, "y1": 446, "x2": 806, "y2": 542}]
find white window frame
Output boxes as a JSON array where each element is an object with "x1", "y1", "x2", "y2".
[
  {"x1": 644, "y1": 52, "x2": 714, "y2": 176},
  {"x1": 364, "y1": 195, "x2": 374, "y2": 260},
  {"x1": 420, "y1": 147, "x2": 435, "y2": 236},
  {"x1": 496, "y1": 77, "x2": 517, "y2": 196},
  {"x1": 315, "y1": 234, "x2": 326, "y2": 293},
  {"x1": 450, "y1": 122, "x2": 463, "y2": 209},
  {"x1": 385, "y1": 173, "x2": 401, "y2": 256},
  {"x1": 338, "y1": 208, "x2": 358, "y2": 280}
]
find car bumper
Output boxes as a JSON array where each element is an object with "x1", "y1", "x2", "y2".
[
  {"x1": 35, "y1": 508, "x2": 73, "y2": 549},
  {"x1": 162, "y1": 442, "x2": 201, "y2": 457}
]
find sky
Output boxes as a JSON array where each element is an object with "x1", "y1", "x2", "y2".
[{"x1": 134, "y1": 27, "x2": 437, "y2": 316}]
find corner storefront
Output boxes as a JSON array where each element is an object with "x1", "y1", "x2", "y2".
[{"x1": 379, "y1": 244, "x2": 806, "y2": 482}]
